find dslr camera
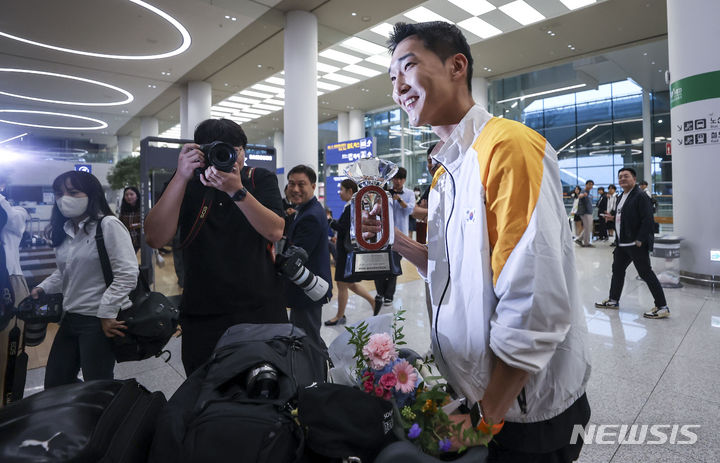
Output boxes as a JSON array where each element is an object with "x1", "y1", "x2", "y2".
[
  {"x1": 276, "y1": 245, "x2": 330, "y2": 302},
  {"x1": 194, "y1": 141, "x2": 238, "y2": 177}
]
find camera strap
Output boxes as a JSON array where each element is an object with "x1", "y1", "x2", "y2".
[{"x1": 177, "y1": 166, "x2": 256, "y2": 250}]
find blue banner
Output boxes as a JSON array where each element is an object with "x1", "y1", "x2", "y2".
[{"x1": 325, "y1": 137, "x2": 374, "y2": 165}]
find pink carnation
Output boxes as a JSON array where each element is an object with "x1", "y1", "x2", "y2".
[
  {"x1": 383, "y1": 389, "x2": 392, "y2": 400},
  {"x1": 392, "y1": 360, "x2": 418, "y2": 394},
  {"x1": 362, "y1": 333, "x2": 398, "y2": 369},
  {"x1": 375, "y1": 385, "x2": 384, "y2": 397},
  {"x1": 379, "y1": 372, "x2": 397, "y2": 390}
]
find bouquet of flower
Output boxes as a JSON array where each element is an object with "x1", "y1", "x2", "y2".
[{"x1": 345, "y1": 311, "x2": 490, "y2": 457}]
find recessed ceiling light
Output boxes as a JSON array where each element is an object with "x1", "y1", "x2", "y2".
[
  {"x1": 317, "y1": 81, "x2": 341, "y2": 91},
  {"x1": 370, "y1": 23, "x2": 394, "y2": 38},
  {"x1": 0, "y1": 68, "x2": 134, "y2": 106},
  {"x1": 343, "y1": 64, "x2": 382, "y2": 77},
  {"x1": 0, "y1": 0, "x2": 191, "y2": 60},
  {"x1": 317, "y1": 62, "x2": 340, "y2": 73},
  {"x1": 365, "y1": 54, "x2": 391, "y2": 68},
  {"x1": 257, "y1": 64, "x2": 262, "y2": 68},
  {"x1": 0, "y1": 109, "x2": 108, "y2": 130},
  {"x1": 448, "y1": 0, "x2": 495, "y2": 16},
  {"x1": 404, "y1": 6, "x2": 452, "y2": 24},
  {"x1": 320, "y1": 49, "x2": 363, "y2": 65},
  {"x1": 499, "y1": 1, "x2": 545, "y2": 25},
  {"x1": 558, "y1": 0, "x2": 596, "y2": 10},
  {"x1": 218, "y1": 101, "x2": 248, "y2": 110},
  {"x1": 457, "y1": 17, "x2": 502, "y2": 39},
  {"x1": 148, "y1": 84, "x2": 157, "y2": 88},
  {"x1": 340, "y1": 37, "x2": 386, "y2": 56},
  {"x1": 323, "y1": 73, "x2": 360, "y2": 84}
]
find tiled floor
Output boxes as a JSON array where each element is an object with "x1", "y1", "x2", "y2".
[{"x1": 22, "y1": 240, "x2": 720, "y2": 462}]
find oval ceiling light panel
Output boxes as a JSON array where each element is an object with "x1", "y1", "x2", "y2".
[
  {"x1": 0, "y1": 110, "x2": 108, "y2": 130},
  {"x1": 0, "y1": 68, "x2": 134, "y2": 106},
  {"x1": 0, "y1": 0, "x2": 190, "y2": 60}
]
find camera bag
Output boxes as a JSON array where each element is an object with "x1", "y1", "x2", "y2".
[
  {"x1": 149, "y1": 323, "x2": 326, "y2": 463},
  {"x1": 0, "y1": 379, "x2": 166, "y2": 463},
  {"x1": 95, "y1": 216, "x2": 179, "y2": 363}
]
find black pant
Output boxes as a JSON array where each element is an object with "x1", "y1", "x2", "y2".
[
  {"x1": 44, "y1": 313, "x2": 115, "y2": 389},
  {"x1": 180, "y1": 312, "x2": 259, "y2": 376},
  {"x1": 609, "y1": 245, "x2": 667, "y2": 307},
  {"x1": 488, "y1": 393, "x2": 591, "y2": 463},
  {"x1": 289, "y1": 301, "x2": 327, "y2": 354},
  {"x1": 597, "y1": 217, "x2": 608, "y2": 240},
  {"x1": 374, "y1": 252, "x2": 402, "y2": 301}
]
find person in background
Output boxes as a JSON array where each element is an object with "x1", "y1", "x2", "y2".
[
  {"x1": 1, "y1": 176, "x2": 31, "y2": 405},
  {"x1": 31, "y1": 171, "x2": 138, "y2": 388},
  {"x1": 118, "y1": 186, "x2": 142, "y2": 252},
  {"x1": 575, "y1": 180, "x2": 594, "y2": 247},
  {"x1": 325, "y1": 207, "x2": 337, "y2": 265},
  {"x1": 604, "y1": 184, "x2": 618, "y2": 244},
  {"x1": 144, "y1": 118, "x2": 286, "y2": 376},
  {"x1": 324, "y1": 179, "x2": 377, "y2": 326},
  {"x1": 595, "y1": 186, "x2": 608, "y2": 241},
  {"x1": 285, "y1": 165, "x2": 333, "y2": 353},
  {"x1": 596, "y1": 168, "x2": 670, "y2": 319},
  {"x1": 570, "y1": 185, "x2": 582, "y2": 238},
  {"x1": 373, "y1": 167, "x2": 415, "y2": 314}
]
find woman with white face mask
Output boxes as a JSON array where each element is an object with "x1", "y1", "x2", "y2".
[{"x1": 30, "y1": 171, "x2": 138, "y2": 388}]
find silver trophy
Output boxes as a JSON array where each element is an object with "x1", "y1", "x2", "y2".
[{"x1": 343, "y1": 158, "x2": 402, "y2": 279}]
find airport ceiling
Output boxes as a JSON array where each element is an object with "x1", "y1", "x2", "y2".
[{"x1": 0, "y1": 0, "x2": 668, "y2": 148}]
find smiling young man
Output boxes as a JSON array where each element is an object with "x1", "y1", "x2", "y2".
[{"x1": 386, "y1": 22, "x2": 591, "y2": 461}]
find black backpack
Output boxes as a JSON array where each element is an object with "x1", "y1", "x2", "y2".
[{"x1": 149, "y1": 323, "x2": 326, "y2": 463}]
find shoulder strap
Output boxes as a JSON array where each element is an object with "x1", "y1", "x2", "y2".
[
  {"x1": 177, "y1": 187, "x2": 215, "y2": 250},
  {"x1": 95, "y1": 216, "x2": 114, "y2": 288}
]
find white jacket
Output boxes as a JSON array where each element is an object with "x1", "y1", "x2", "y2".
[{"x1": 427, "y1": 106, "x2": 591, "y2": 423}]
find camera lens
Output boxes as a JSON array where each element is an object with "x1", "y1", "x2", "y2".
[
  {"x1": 206, "y1": 142, "x2": 237, "y2": 172},
  {"x1": 246, "y1": 363, "x2": 279, "y2": 399}
]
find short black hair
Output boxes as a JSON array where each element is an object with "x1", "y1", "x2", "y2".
[
  {"x1": 597, "y1": 187, "x2": 605, "y2": 192},
  {"x1": 639, "y1": 180, "x2": 648, "y2": 186},
  {"x1": 608, "y1": 184, "x2": 616, "y2": 190},
  {"x1": 426, "y1": 142, "x2": 437, "y2": 157},
  {"x1": 288, "y1": 164, "x2": 317, "y2": 184},
  {"x1": 388, "y1": 22, "x2": 473, "y2": 92},
  {"x1": 585, "y1": 179, "x2": 594, "y2": 185},
  {"x1": 49, "y1": 171, "x2": 113, "y2": 247},
  {"x1": 618, "y1": 167, "x2": 637, "y2": 177},
  {"x1": 340, "y1": 178, "x2": 358, "y2": 193},
  {"x1": 194, "y1": 118, "x2": 247, "y2": 148},
  {"x1": 394, "y1": 167, "x2": 407, "y2": 180}
]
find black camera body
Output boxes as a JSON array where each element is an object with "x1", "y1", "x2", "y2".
[
  {"x1": 194, "y1": 141, "x2": 238, "y2": 177},
  {"x1": 276, "y1": 245, "x2": 330, "y2": 302}
]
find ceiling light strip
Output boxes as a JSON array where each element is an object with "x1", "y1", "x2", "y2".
[
  {"x1": 0, "y1": 109, "x2": 108, "y2": 130},
  {"x1": 0, "y1": 132, "x2": 28, "y2": 144},
  {"x1": 0, "y1": 0, "x2": 191, "y2": 60},
  {"x1": 496, "y1": 84, "x2": 587, "y2": 104}
]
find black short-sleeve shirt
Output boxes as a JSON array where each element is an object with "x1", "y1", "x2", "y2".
[{"x1": 174, "y1": 167, "x2": 287, "y2": 321}]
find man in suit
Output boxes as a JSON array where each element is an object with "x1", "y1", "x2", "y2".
[
  {"x1": 595, "y1": 167, "x2": 670, "y2": 319},
  {"x1": 285, "y1": 165, "x2": 333, "y2": 352}
]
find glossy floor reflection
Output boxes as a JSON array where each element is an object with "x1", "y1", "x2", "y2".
[{"x1": 21, "y1": 240, "x2": 719, "y2": 462}]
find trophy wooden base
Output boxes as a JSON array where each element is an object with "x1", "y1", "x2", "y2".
[{"x1": 344, "y1": 247, "x2": 402, "y2": 280}]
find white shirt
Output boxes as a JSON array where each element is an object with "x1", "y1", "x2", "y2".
[
  {"x1": 1, "y1": 194, "x2": 28, "y2": 276},
  {"x1": 605, "y1": 194, "x2": 617, "y2": 215},
  {"x1": 390, "y1": 188, "x2": 416, "y2": 235},
  {"x1": 38, "y1": 216, "x2": 138, "y2": 318},
  {"x1": 614, "y1": 193, "x2": 635, "y2": 247}
]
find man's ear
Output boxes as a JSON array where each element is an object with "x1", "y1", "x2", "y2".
[{"x1": 449, "y1": 53, "x2": 469, "y2": 83}]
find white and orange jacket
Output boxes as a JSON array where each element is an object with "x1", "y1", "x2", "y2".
[{"x1": 426, "y1": 105, "x2": 591, "y2": 423}]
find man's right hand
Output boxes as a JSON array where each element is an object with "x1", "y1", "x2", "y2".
[
  {"x1": 177, "y1": 143, "x2": 206, "y2": 181},
  {"x1": 30, "y1": 287, "x2": 44, "y2": 299}
]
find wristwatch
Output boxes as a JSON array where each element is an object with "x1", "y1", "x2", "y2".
[
  {"x1": 231, "y1": 187, "x2": 248, "y2": 202},
  {"x1": 470, "y1": 401, "x2": 504, "y2": 435}
]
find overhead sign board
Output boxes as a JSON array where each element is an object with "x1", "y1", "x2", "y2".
[{"x1": 325, "y1": 137, "x2": 374, "y2": 165}]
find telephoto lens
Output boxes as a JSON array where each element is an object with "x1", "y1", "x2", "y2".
[
  {"x1": 276, "y1": 246, "x2": 330, "y2": 302},
  {"x1": 246, "y1": 363, "x2": 279, "y2": 399}
]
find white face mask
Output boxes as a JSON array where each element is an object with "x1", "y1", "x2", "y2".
[{"x1": 57, "y1": 196, "x2": 88, "y2": 218}]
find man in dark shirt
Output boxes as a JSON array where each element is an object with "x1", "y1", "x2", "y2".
[
  {"x1": 284, "y1": 165, "x2": 332, "y2": 354},
  {"x1": 144, "y1": 118, "x2": 286, "y2": 375},
  {"x1": 575, "y1": 179, "x2": 594, "y2": 247},
  {"x1": 595, "y1": 186, "x2": 608, "y2": 241}
]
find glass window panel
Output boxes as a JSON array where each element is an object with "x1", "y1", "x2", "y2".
[
  {"x1": 613, "y1": 120, "x2": 643, "y2": 145},
  {"x1": 612, "y1": 94, "x2": 642, "y2": 119},
  {"x1": 576, "y1": 98, "x2": 612, "y2": 124},
  {"x1": 575, "y1": 83, "x2": 612, "y2": 103},
  {"x1": 651, "y1": 91, "x2": 670, "y2": 114},
  {"x1": 611, "y1": 79, "x2": 642, "y2": 98},
  {"x1": 545, "y1": 126, "x2": 577, "y2": 151},
  {"x1": 543, "y1": 93, "x2": 576, "y2": 110}
]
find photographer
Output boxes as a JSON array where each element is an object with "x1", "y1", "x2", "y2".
[
  {"x1": 144, "y1": 119, "x2": 286, "y2": 375},
  {"x1": 284, "y1": 165, "x2": 332, "y2": 354}
]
